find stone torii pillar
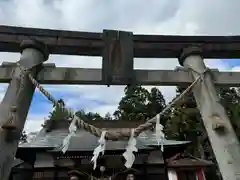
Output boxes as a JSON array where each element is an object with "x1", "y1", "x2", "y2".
[
  {"x1": 0, "y1": 39, "x2": 49, "y2": 180},
  {"x1": 179, "y1": 47, "x2": 240, "y2": 180}
]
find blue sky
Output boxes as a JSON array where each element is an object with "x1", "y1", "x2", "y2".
[
  {"x1": 29, "y1": 90, "x2": 112, "y2": 117},
  {"x1": 223, "y1": 59, "x2": 240, "y2": 68},
  {"x1": 0, "y1": 0, "x2": 240, "y2": 133}
]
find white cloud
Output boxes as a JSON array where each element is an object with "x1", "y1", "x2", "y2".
[
  {"x1": 0, "y1": 0, "x2": 239, "y2": 132},
  {"x1": 232, "y1": 66, "x2": 240, "y2": 72},
  {"x1": 24, "y1": 114, "x2": 45, "y2": 133}
]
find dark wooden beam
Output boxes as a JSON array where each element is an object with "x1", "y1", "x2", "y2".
[
  {"x1": 0, "y1": 63, "x2": 239, "y2": 86},
  {"x1": 1, "y1": 25, "x2": 240, "y2": 58}
]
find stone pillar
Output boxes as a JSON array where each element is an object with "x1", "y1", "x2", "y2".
[
  {"x1": 0, "y1": 39, "x2": 49, "y2": 180},
  {"x1": 178, "y1": 47, "x2": 240, "y2": 180}
]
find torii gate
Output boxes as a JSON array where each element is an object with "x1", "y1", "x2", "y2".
[{"x1": 0, "y1": 26, "x2": 239, "y2": 180}]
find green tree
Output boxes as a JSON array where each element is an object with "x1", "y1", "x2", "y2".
[
  {"x1": 165, "y1": 86, "x2": 240, "y2": 177},
  {"x1": 165, "y1": 86, "x2": 207, "y2": 158},
  {"x1": 104, "y1": 112, "x2": 113, "y2": 121},
  {"x1": 114, "y1": 86, "x2": 167, "y2": 123},
  {"x1": 75, "y1": 109, "x2": 104, "y2": 121},
  {"x1": 218, "y1": 87, "x2": 240, "y2": 118},
  {"x1": 85, "y1": 112, "x2": 103, "y2": 120},
  {"x1": 218, "y1": 87, "x2": 240, "y2": 139},
  {"x1": 205, "y1": 87, "x2": 240, "y2": 180},
  {"x1": 114, "y1": 85, "x2": 150, "y2": 121},
  {"x1": 75, "y1": 109, "x2": 87, "y2": 120},
  {"x1": 146, "y1": 87, "x2": 167, "y2": 124},
  {"x1": 49, "y1": 99, "x2": 71, "y2": 121}
]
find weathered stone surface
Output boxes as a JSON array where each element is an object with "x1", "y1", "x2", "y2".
[{"x1": 0, "y1": 64, "x2": 239, "y2": 86}]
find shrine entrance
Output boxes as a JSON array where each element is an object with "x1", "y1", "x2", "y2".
[{"x1": 0, "y1": 25, "x2": 239, "y2": 180}]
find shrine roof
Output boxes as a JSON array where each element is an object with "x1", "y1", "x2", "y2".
[
  {"x1": 12, "y1": 158, "x2": 24, "y2": 168},
  {"x1": 18, "y1": 120, "x2": 190, "y2": 152},
  {"x1": 167, "y1": 153, "x2": 214, "y2": 168}
]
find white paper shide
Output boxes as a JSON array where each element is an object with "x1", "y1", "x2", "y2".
[
  {"x1": 155, "y1": 114, "x2": 165, "y2": 151},
  {"x1": 91, "y1": 131, "x2": 107, "y2": 170},
  {"x1": 61, "y1": 115, "x2": 78, "y2": 154},
  {"x1": 123, "y1": 129, "x2": 138, "y2": 168}
]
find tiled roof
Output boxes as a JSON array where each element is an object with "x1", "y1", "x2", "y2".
[
  {"x1": 12, "y1": 158, "x2": 24, "y2": 168},
  {"x1": 19, "y1": 129, "x2": 190, "y2": 152},
  {"x1": 18, "y1": 120, "x2": 190, "y2": 152}
]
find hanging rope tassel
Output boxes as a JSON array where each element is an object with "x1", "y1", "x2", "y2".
[
  {"x1": 123, "y1": 129, "x2": 138, "y2": 168},
  {"x1": 91, "y1": 130, "x2": 107, "y2": 170},
  {"x1": 61, "y1": 114, "x2": 77, "y2": 153},
  {"x1": 155, "y1": 114, "x2": 165, "y2": 152}
]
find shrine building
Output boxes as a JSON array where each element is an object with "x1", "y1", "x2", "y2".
[{"x1": 11, "y1": 120, "x2": 214, "y2": 180}]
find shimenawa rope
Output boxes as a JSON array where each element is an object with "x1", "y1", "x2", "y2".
[{"x1": 16, "y1": 63, "x2": 204, "y2": 141}]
